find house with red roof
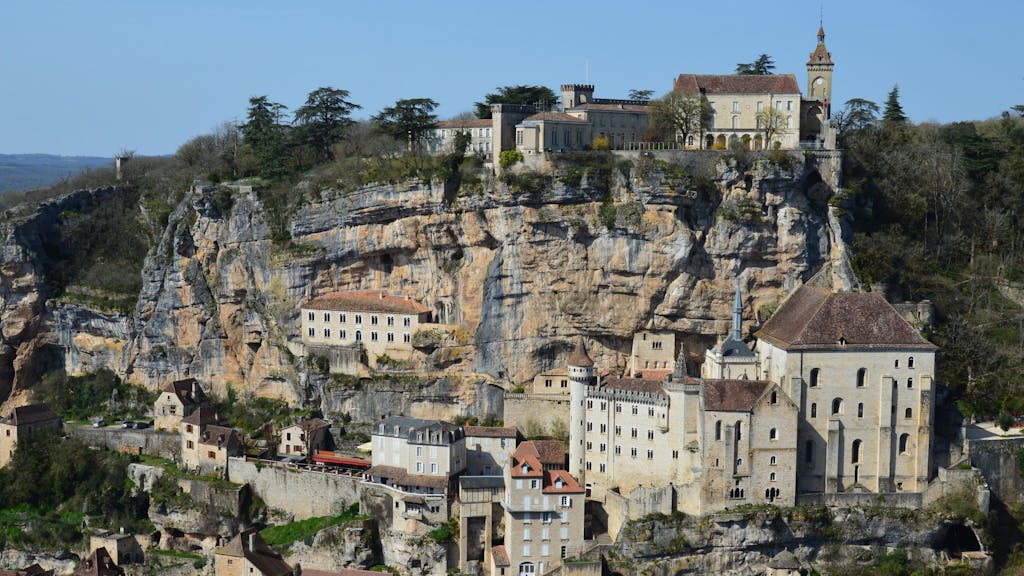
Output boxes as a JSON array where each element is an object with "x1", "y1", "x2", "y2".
[
  {"x1": 0, "y1": 403, "x2": 62, "y2": 468},
  {"x1": 300, "y1": 290, "x2": 431, "y2": 370},
  {"x1": 154, "y1": 378, "x2": 207, "y2": 431}
]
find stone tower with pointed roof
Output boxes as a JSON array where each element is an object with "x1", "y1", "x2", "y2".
[
  {"x1": 703, "y1": 269, "x2": 758, "y2": 380},
  {"x1": 807, "y1": 23, "x2": 834, "y2": 104},
  {"x1": 567, "y1": 338, "x2": 595, "y2": 480}
]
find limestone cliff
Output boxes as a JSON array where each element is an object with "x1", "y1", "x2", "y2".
[{"x1": 0, "y1": 152, "x2": 851, "y2": 409}]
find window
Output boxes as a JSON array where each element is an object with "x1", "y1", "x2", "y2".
[
  {"x1": 787, "y1": 100, "x2": 793, "y2": 111},
  {"x1": 370, "y1": 331, "x2": 378, "y2": 342},
  {"x1": 731, "y1": 116, "x2": 739, "y2": 129},
  {"x1": 387, "y1": 316, "x2": 395, "y2": 326},
  {"x1": 652, "y1": 341, "x2": 662, "y2": 350},
  {"x1": 323, "y1": 312, "x2": 330, "y2": 322},
  {"x1": 647, "y1": 450, "x2": 654, "y2": 460},
  {"x1": 672, "y1": 450, "x2": 679, "y2": 459},
  {"x1": 431, "y1": 463, "x2": 438, "y2": 474},
  {"x1": 340, "y1": 313, "x2": 346, "y2": 323},
  {"x1": 769, "y1": 428, "x2": 777, "y2": 440},
  {"x1": 736, "y1": 458, "x2": 743, "y2": 468},
  {"x1": 307, "y1": 312, "x2": 314, "y2": 321},
  {"x1": 770, "y1": 456, "x2": 777, "y2": 466},
  {"x1": 186, "y1": 440, "x2": 194, "y2": 449},
  {"x1": 832, "y1": 398, "x2": 843, "y2": 415},
  {"x1": 599, "y1": 463, "x2": 606, "y2": 472},
  {"x1": 735, "y1": 421, "x2": 742, "y2": 441},
  {"x1": 905, "y1": 407, "x2": 913, "y2": 419},
  {"x1": 895, "y1": 359, "x2": 900, "y2": 368},
  {"x1": 857, "y1": 368, "x2": 866, "y2": 388},
  {"x1": 416, "y1": 461, "x2": 423, "y2": 472},
  {"x1": 559, "y1": 496, "x2": 571, "y2": 507},
  {"x1": 615, "y1": 426, "x2": 621, "y2": 435},
  {"x1": 404, "y1": 333, "x2": 411, "y2": 343},
  {"x1": 630, "y1": 447, "x2": 637, "y2": 457},
  {"x1": 355, "y1": 314, "x2": 362, "y2": 324},
  {"x1": 371, "y1": 315, "x2": 378, "y2": 325},
  {"x1": 715, "y1": 420, "x2": 722, "y2": 440},
  {"x1": 586, "y1": 442, "x2": 592, "y2": 450},
  {"x1": 647, "y1": 430, "x2": 654, "y2": 440},
  {"x1": 648, "y1": 407, "x2": 655, "y2": 417},
  {"x1": 308, "y1": 327, "x2": 314, "y2": 337},
  {"x1": 899, "y1": 433, "x2": 910, "y2": 453},
  {"x1": 615, "y1": 445, "x2": 621, "y2": 455},
  {"x1": 858, "y1": 403, "x2": 864, "y2": 418},
  {"x1": 810, "y1": 403, "x2": 817, "y2": 418},
  {"x1": 908, "y1": 356, "x2": 915, "y2": 369},
  {"x1": 600, "y1": 402, "x2": 606, "y2": 411},
  {"x1": 851, "y1": 439, "x2": 862, "y2": 463},
  {"x1": 404, "y1": 317, "x2": 411, "y2": 327},
  {"x1": 770, "y1": 391, "x2": 778, "y2": 404},
  {"x1": 809, "y1": 368, "x2": 820, "y2": 387},
  {"x1": 207, "y1": 451, "x2": 215, "y2": 458},
  {"x1": 341, "y1": 330, "x2": 347, "y2": 339},
  {"x1": 786, "y1": 115, "x2": 793, "y2": 129},
  {"x1": 542, "y1": 512, "x2": 552, "y2": 524},
  {"x1": 907, "y1": 378, "x2": 914, "y2": 389},
  {"x1": 585, "y1": 461, "x2": 591, "y2": 471},
  {"x1": 599, "y1": 443, "x2": 606, "y2": 453},
  {"x1": 530, "y1": 479, "x2": 539, "y2": 489},
  {"x1": 732, "y1": 101, "x2": 739, "y2": 112},
  {"x1": 775, "y1": 101, "x2": 782, "y2": 111},
  {"x1": 631, "y1": 405, "x2": 638, "y2": 415},
  {"x1": 586, "y1": 423, "x2": 592, "y2": 432},
  {"x1": 600, "y1": 424, "x2": 606, "y2": 433},
  {"x1": 757, "y1": 101, "x2": 763, "y2": 112},
  {"x1": 387, "y1": 332, "x2": 394, "y2": 342},
  {"x1": 323, "y1": 328, "x2": 331, "y2": 338},
  {"x1": 631, "y1": 428, "x2": 638, "y2": 438},
  {"x1": 615, "y1": 404, "x2": 622, "y2": 413},
  {"x1": 770, "y1": 472, "x2": 776, "y2": 481},
  {"x1": 587, "y1": 400, "x2": 592, "y2": 409}
]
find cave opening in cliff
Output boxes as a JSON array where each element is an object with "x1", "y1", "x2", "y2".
[{"x1": 941, "y1": 523, "x2": 981, "y2": 557}]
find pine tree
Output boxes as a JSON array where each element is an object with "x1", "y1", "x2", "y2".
[{"x1": 883, "y1": 85, "x2": 908, "y2": 123}]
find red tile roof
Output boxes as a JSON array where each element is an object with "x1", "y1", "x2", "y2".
[
  {"x1": 755, "y1": 286, "x2": 937, "y2": 351},
  {"x1": 523, "y1": 112, "x2": 587, "y2": 123},
  {"x1": 305, "y1": 291, "x2": 429, "y2": 316},
  {"x1": 531, "y1": 440, "x2": 566, "y2": 468},
  {"x1": 491, "y1": 546, "x2": 510, "y2": 568},
  {"x1": 543, "y1": 469, "x2": 585, "y2": 494},
  {"x1": 510, "y1": 444, "x2": 544, "y2": 479},
  {"x1": 674, "y1": 74, "x2": 801, "y2": 95},
  {"x1": 434, "y1": 119, "x2": 492, "y2": 129},
  {"x1": 702, "y1": 379, "x2": 771, "y2": 412},
  {"x1": 464, "y1": 426, "x2": 518, "y2": 439},
  {"x1": 636, "y1": 369, "x2": 672, "y2": 381}
]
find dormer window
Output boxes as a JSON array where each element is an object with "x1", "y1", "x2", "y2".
[
  {"x1": 555, "y1": 478, "x2": 564, "y2": 489},
  {"x1": 522, "y1": 464, "x2": 529, "y2": 474}
]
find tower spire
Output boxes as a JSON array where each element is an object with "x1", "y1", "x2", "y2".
[{"x1": 732, "y1": 262, "x2": 743, "y2": 342}]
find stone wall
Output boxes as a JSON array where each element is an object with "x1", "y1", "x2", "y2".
[
  {"x1": 795, "y1": 491, "x2": 923, "y2": 508},
  {"x1": 503, "y1": 393, "x2": 568, "y2": 435},
  {"x1": 69, "y1": 426, "x2": 180, "y2": 459},
  {"x1": 228, "y1": 457, "x2": 362, "y2": 520},
  {"x1": 603, "y1": 485, "x2": 680, "y2": 541},
  {"x1": 965, "y1": 436, "x2": 1024, "y2": 504}
]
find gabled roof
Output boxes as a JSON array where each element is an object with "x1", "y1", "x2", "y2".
[
  {"x1": 1, "y1": 404, "x2": 61, "y2": 427},
  {"x1": 216, "y1": 530, "x2": 292, "y2": 576},
  {"x1": 283, "y1": 418, "x2": 331, "y2": 433},
  {"x1": 304, "y1": 291, "x2": 429, "y2": 316},
  {"x1": 181, "y1": 405, "x2": 220, "y2": 427},
  {"x1": 543, "y1": 469, "x2": 585, "y2": 494},
  {"x1": 464, "y1": 426, "x2": 518, "y2": 439},
  {"x1": 523, "y1": 111, "x2": 587, "y2": 123},
  {"x1": 673, "y1": 74, "x2": 801, "y2": 95},
  {"x1": 199, "y1": 425, "x2": 239, "y2": 448},
  {"x1": 160, "y1": 378, "x2": 206, "y2": 407},
  {"x1": 531, "y1": 440, "x2": 566, "y2": 468},
  {"x1": 510, "y1": 443, "x2": 545, "y2": 479},
  {"x1": 76, "y1": 548, "x2": 123, "y2": 576},
  {"x1": 702, "y1": 379, "x2": 771, "y2": 412},
  {"x1": 755, "y1": 285, "x2": 937, "y2": 351},
  {"x1": 374, "y1": 416, "x2": 463, "y2": 443}
]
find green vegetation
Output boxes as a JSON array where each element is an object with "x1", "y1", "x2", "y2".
[
  {"x1": 426, "y1": 517, "x2": 459, "y2": 543},
  {"x1": 474, "y1": 85, "x2": 557, "y2": 119},
  {"x1": 843, "y1": 105, "x2": 1024, "y2": 419},
  {"x1": 499, "y1": 149, "x2": 523, "y2": 170},
  {"x1": 735, "y1": 54, "x2": 775, "y2": 75},
  {"x1": 37, "y1": 368, "x2": 155, "y2": 421},
  {"x1": 211, "y1": 387, "x2": 315, "y2": 438},
  {"x1": 259, "y1": 504, "x2": 366, "y2": 549},
  {"x1": 0, "y1": 431, "x2": 150, "y2": 550}
]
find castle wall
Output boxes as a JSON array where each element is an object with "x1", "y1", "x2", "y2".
[
  {"x1": 228, "y1": 456, "x2": 363, "y2": 520},
  {"x1": 503, "y1": 393, "x2": 569, "y2": 437},
  {"x1": 68, "y1": 426, "x2": 180, "y2": 460}
]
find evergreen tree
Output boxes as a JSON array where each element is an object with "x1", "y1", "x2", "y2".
[
  {"x1": 882, "y1": 85, "x2": 908, "y2": 123},
  {"x1": 294, "y1": 87, "x2": 361, "y2": 163},
  {"x1": 373, "y1": 98, "x2": 439, "y2": 150}
]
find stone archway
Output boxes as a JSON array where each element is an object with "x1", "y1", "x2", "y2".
[
  {"x1": 714, "y1": 134, "x2": 726, "y2": 149},
  {"x1": 705, "y1": 134, "x2": 715, "y2": 149},
  {"x1": 754, "y1": 135, "x2": 764, "y2": 150}
]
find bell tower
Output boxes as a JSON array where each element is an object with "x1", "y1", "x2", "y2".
[{"x1": 806, "y1": 23, "x2": 834, "y2": 107}]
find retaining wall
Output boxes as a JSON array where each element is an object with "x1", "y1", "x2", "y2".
[
  {"x1": 228, "y1": 457, "x2": 363, "y2": 520},
  {"x1": 69, "y1": 426, "x2": 180, "y2": 459}
]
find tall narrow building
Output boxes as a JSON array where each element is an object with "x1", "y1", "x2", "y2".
[{"x1": 567, "y1": 339, "x2": 595, "y2": 481}]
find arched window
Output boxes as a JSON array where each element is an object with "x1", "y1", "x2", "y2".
[
  {"x1": 355, "y1": 330, "x2": 362, "y2": 342},
  {"x1": 811, "y1": 403, "x2": 817, "y2": 418},
  {"x1": 735, "y1": 421, "x2": 743, "y2": 441},
  {"x1": 770, "y1": 456, "x2": 777, "y2": 466},
  {"x1": 715, "y1": 420, "x2": 722, "y2": 441},
  {"x1": 769, "y1": 428, "x2": 778, "y2": 440},
  {"x1": 907, "y1": 378, "x2": 914, "y2": 389},
  {"x1": 851, "y1": 439, "x2": 862, "y2": 464},
  {"x1": 909, "y1": 356, "x2": 915, "y2": 369},
  {"x1": 786, "y1": 115, "x2": 793, "y2": 129},
  {"x1": 832, "y1": 398, "x2": 843, "y2": 415},
  {"x1": 856, "y1": 368, "x2": 867, "y2": 388},
  {"x1": 899, "y1": 433, "x2": 910, "y2": 453},
  {"x1": 905, "y1": 407, "x2": 913, "y2": 419},
  {"x1": 770, "y1": 472, "x2": 776, "y2": 482},
  {"x1": 809, "y1": 368, "x2": 820, "y2": 388},
  {"x1": 858, "y1": 403, "x2": 864, "y2": 418},
  {"x1": 731, "y1": 115, "x2": 739, "y2": 129}
]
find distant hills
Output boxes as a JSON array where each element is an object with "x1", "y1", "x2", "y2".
[{"x1": 0, "y1": 154, "x2": 112, "y2": 193}]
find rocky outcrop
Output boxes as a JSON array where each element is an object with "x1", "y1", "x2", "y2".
[
  {"x1": 379, "y1": 528, "x2": 447, "y2": 576},
  {"x1": 284, "y1": 519, "x2": 380, "y2": 572},
  {"x1": 0, "y1": 549, "x2": 78, "y2": 576},
  {"x1": 0, "y1": 152, "x2": 852, "y2": 407}
]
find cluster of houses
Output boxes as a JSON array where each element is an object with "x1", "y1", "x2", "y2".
[{"x1": 425, "y1": 25, "x2": 835, "y2": 163}]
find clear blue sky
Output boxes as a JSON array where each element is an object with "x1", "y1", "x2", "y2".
[{"x1": 2, "y1": 0, "x2": 1021, "y2": 156}]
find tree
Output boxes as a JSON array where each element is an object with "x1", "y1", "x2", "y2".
[
  {"x1": 628, "y1": 89, "x2": 655, "y2": 102},
  {"x1": 882, "y1": 85, "x2": 908, "y2": 124},
  {"x1": 833, "y1": 98, "x2": 880, "y2": 137},
  {"x1": 755, "y1": 106, "x2": 788, "y2": 148},
  {"x1": 474, "y1": 85, "x2": 557, "y2": 119},
  {"x1": 648, "y1": 92, "x2": 711, "y2": 147},
  {"x1": 736, "y1": 54, "x2": 775, "y2": 75},
  {"x1": 372, "y1": 98, "x2": 439, "y2": 151},
  {"x1": 239, "y1": 95, "x2": 290, "y2": 178},
  {"x1": 294, "y1": 87, "x2": 361, "y2": 163}
]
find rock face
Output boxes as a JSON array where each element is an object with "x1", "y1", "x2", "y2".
[
  {"x1": 284, "y1": 519, "x2": 380, "y2": 572},
  {"x1": 0, "y1": 153, "x2": 851, "y2": 407}
]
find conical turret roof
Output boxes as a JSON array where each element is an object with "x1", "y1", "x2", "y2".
[{"x1": 567, "y1": 338, "x2": 594, "y2": 368}]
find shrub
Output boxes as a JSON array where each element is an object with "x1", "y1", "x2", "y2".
[
  {"x1": 591, "y1": 135, "x2": 611, "y2": 151},
  {"x1": 499, "y1": 150, "x2": 523, "y2": 170}
]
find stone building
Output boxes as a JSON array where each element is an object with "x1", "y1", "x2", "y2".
[
  {"x1": 180, "y1": 406, "x2": 243, "y2": 476},
  {"x1": 154, "y1": 378, "x2": 207, "y2": 431},
  {"x1": 755, "y1": 284, "x2": 937, "y2": 494},
  {"x1": 301, "y1": 290, "x2": 431, "y2": 368},
  {"x1": 673, "y1": 25, "x2": 836, "y2": 150},
  {"x1": 514, "y1": 85, "x2": 649, "y2": 155},
  {"x1": 498, "y1": 441, "x2": 585, "y2": 576},
  {"x1": 368, "y1": 416, "x2": 466, "y2": 494},
  {"x1": 459, "y1": 475, "x2": 505, "y2": 572},
  {"x1": 424, "y1": 119, "x2": 494, "y2": 160},
  {"x1": 530, "y1": 368, "x2": 570, "y2": 395},
  {"x1": 214, "y1": 530, "x2": 293, "y2": 576},
  {"x1": 76, "y1": 548, "x2": 123, "y2": 576},
  {"x1": 464, "y1": 426, "x2": 518, "y2": 476},
  {"x1": 627, "y1": 331, "x2": 675, "y2": 378},
  {"x1": 702, "y1": 279, "x2": 759, "y2": 380},
  {"x1": 89, "y1": 530, "x2": 143, "y2": 566},
  {"x1": 278, "y1": 418, "x2": 333, "y2": 459},
  {"x1": 0, "y1": 404, "x2": 62, "y2": 468}
]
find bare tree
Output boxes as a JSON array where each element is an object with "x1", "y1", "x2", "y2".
[{"x1": 648, "y1": 92, "x2": 711, "y2": 147}]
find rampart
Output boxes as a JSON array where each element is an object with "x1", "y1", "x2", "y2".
[
  {"x1": 228, "y1": 457, "x2": 363, "y2": 520},
  {"x1": 965, "y1": 435, "x2": 1024, "y2": 504},
  {"x1": 69, "y1": 426, "x2": 180, "y2": 460},
  {"x1": 502, "y1": 393, "x2": 569, "y2": 435}
]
